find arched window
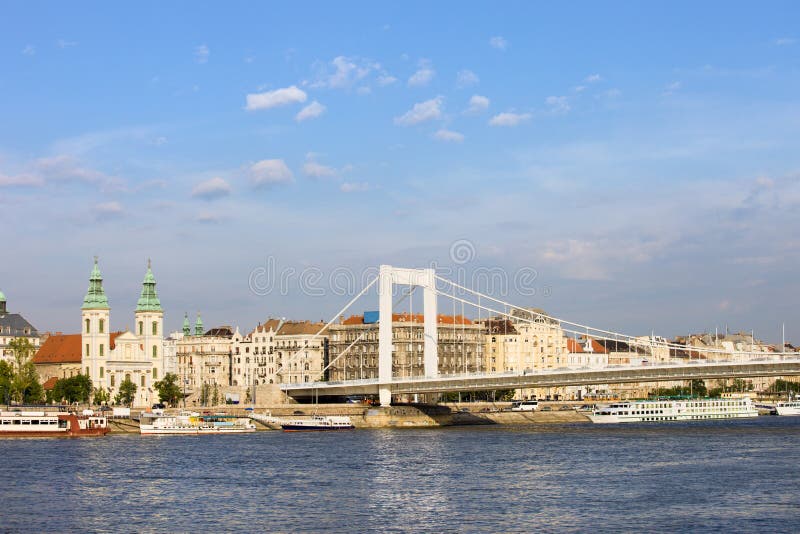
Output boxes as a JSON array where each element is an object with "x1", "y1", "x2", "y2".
[
  {"x1": 152, "y1": 368, "x2": 158, "y2": 380},
  {"x1": 138, "y1": 321, "x2": 143, "y2": 335},
  {"x1": 85, "y1": 318, "x2": 90, "y2": 333},
  {"x1": 99, "y1": 344, "x2": 104, "y2": 357},
  {"x1": 85, "y1": 344, "x2": 90, "y2": 357},
  {"x1": 111, "y1": 375, "x2": 115, "y2": 387},
  {"x1": 99, "y1": 367, "x2": 104, "y2": 378},
  {"x1": 152, "y1": 345, "x2": 158, "y2": 358},
  {"x1": 140, "y1": 375, "x2": 145, "y2": 387},
  {"x1": 99, "y1": 319, "x2": 104, "y2": 334},
  {"x1": 152, "y1": 321, "x2": 157, "y2": 336}
]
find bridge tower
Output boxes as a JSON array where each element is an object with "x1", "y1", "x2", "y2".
[{"x1": 378, "y1": 265, "x2": 438, "y2": 406}]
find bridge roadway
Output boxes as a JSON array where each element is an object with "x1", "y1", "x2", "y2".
[{"x1": 280, "y1": 357, "x2": 800, "y2": 399}]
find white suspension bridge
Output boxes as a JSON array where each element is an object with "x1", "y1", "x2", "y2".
[{"x1": 275, "y1": 265, "x2": 800, "y2": 406}]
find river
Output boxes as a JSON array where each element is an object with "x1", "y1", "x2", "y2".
[{"x1": 2, "y1": 416, "x2": 799, "y2": 532}]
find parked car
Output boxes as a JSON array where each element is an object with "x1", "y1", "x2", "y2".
[
  {"x1": 559, "y1": 405, "x2": 573, "y2": 411},
  {"x1": 152, "y1": 403, "x2": 166, "y2": 410},
  {"x1": 540, "y1": 406, "x2": 552, "y2": 412},
  {"x1": 98, "y1": 405, "x2": 112, "y2": 412}
]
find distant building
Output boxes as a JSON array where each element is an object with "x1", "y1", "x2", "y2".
[
  {"x1": 327, "y1": 312, "x2": 484, "y2": 381},
  {"x1": 175, "y1": 317, "x2": 234, "y2": 393},
  {"x1": 0, "y1": 290, "x2": 41, "y2": 364}
]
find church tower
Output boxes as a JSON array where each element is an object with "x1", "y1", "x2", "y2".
[
  {"x1": 182, "y1": 312, "x2": 191, "y2": 336},
  {"x1": 81, "y1": 257, "x2": 110, "y2": 386},
  {"x1": 135, "y1": 260, "x2": 164, "y2": 368}
]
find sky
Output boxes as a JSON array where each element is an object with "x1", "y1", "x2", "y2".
[{"x1": 1, "y1": 2, "x2": 799, "y2": 344}]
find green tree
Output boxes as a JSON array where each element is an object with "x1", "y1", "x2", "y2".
[
  {"x1": 93, "y1": 387, "x2": 110, "y2": 406},
  {"x1": 0, "y1": 360, "x2": 13, "y2": 404},
  {"x1": 153, "y1": 373, "x2": 182, "y2": 406},
  {"x1": 115, "y1": 377, "x2": 137, "y2": 406},
  {"x1": 50, "y1": 375, "x2": 93, "y2": 404},
  {"x1": 9, "y1": 338, "x2": 43, "y2": 403},
  {"x1": 212, "y1": 383, "x2": 220, "y2": 406},
  {"x1": 199, "y1": 383, "x2": 210, "y2": 406}
]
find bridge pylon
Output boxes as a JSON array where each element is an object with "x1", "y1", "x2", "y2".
[{"x1": 378, "y1": 265, "x2": 438, "y2": 406}]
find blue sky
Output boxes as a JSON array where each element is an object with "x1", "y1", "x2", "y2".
[{"x1": 1, "y1": 2, "x2": 799, "y2": 343}]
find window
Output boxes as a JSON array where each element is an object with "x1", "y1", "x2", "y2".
[
  {"x1": 141, "y1": 375, "x2": 145, "y2": 387},
  {"x1": 138, "y1": 321, "x2": 143, "y2": 335},
  {"x1": 99, "y1": 367, "x2": 104, "y2": 378},
  {"x1": 152, "y1": 368, "x2": 157, "y2": 380},
  {"x1": 111, "y1": 375, "x2": 115, "y2": 387},
  {"x1": 152, "y1": 345, "x2": 157, "y2": 358},
  {"x1": 85, "y1": 318, "x2": 90, "y2": 333},
  {"x1": 85, "y1": 344, "x2": 90, "y2": 357},
  {"x1": 99, "y1": 344, "x2": 104, "y2": 357},
  {"x1": 152, "y1": 321, "x2": 157, "y2": 336},
  {"x1": 86, "y1": 366, "x2": 89, "y2": 375},
  {"x1": 99, "y1": 319, "x2": 104, "y2": 334}
]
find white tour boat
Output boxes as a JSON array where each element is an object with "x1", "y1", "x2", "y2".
[
  {"x1": 281, "y1": 415, "x2": 355, "y2": 432},
  {"x1": 588, "y1": 397, "x2": 758, "y2": 424},
  {"x1": 775, "y1": 400, "x2": 800, "y2": 416},
  {"x1": 140, "y1": 411, "x2": 256, "y2": 435}
]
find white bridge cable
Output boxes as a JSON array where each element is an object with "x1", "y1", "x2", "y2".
[
  {"x1": 434, "y1": 276, "x2": 797, "y2": 358},
  {"x1": 274, "y1": 275, "x2": 378, "y2": 377}
]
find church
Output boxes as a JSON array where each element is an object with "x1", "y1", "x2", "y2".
[{"x1": 81, "y1": 258, "x2": 165, "y2": 407}]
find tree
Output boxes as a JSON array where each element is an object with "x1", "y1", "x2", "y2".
[
  {"x1": 0, "y1": 360, "x2": 13, "y2": 404},
  {"x1": 93, "y1": 387, "x2": 110, "y2": 406},
  {"x1": 211, "y1": 383, "x2": 220, "y2": 406},
  {"x1": 49, "y1": 375, "x2": 93, "y2": 404},
  {"x1": 115, "y1": 377, "x2": 137, "y2": 406},
  {"x1": 153, "y1": 373, "x2": 182, "y2": 406},
  {"x1": 200, "y1": 383, "x2": 210, "y2": 406},
  {"x1": 9, "y1": 338, "x2": 43, "y2": 403}
]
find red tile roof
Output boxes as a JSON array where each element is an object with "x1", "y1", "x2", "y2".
[
  {"x1": 33, "y1": 332, "x2": 122, "y2": 364},
  {"x1": 342, "y1": 313, "x2": 472, "y2": 325},
  {"x1": 567, "y1": 339, "x2": 583, "y2": 353},
  {"x1": 567, "y1": 338, "x2": 608, "y2": 354},
  {"x1": 42, "y1": 377, "x2": 59, "y2": 390}
]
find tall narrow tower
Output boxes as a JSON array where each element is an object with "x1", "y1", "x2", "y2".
[
  {"x1": 182, "y1": 312, "x2": 191, "y2": 336},
  {"x1": 81, "y1": 257, "x2": 110, "y2": 386},
  {"x1": 135, "y1": 259, "x2": 164, "y2": 369},
  {"x1": 195, "y1": 312, "x2": 204, "y2": 336}
]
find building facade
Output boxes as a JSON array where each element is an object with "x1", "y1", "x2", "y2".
[
  {"x1": 0, "y1": 290, "x2": 41, "y2": 364},
  {"x1": 327, "y1": 312, "x2": 484, "y2": 381}
]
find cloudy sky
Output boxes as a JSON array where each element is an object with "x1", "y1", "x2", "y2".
[{"x1": 1, "y1": 2, "x2": 799, "y2": 343}]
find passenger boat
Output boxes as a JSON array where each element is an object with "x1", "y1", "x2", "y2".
[
  {"x1": 281, "y1": 415, "x2": 355, "y2": 432},
  {"x1": 775, "y1": 400, "x2": 800, "y2": 416},
  {"x1": 0, "y1": 411, "x2": 110, "y2": 437},
  {"x1": 140, "y1": 411, "x2": 256, "y2": 435},
  {"x1": 588, "y1": 397, "x2": 758, "y2": 424}
]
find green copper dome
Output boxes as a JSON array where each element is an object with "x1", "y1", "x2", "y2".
[
  {"x1": 82, "y1": 257, "x2": 110, "y2": 310},
  {"x1": 0, "y1": 290, "x2": 6, "y2": 301},
  {"x1": 136, "y1": 259, "x2": 162, "y2": 312},
  {"x1": 194, "y1": 312, "x2": 204, "y2": 336},
  {"x1": 182, "y1": 312, "x2": 191, "y2": 336}
]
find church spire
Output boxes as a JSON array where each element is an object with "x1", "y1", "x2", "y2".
[
  {"x1": 182, "y1": 312, "x2": 191, "y2": 336},
  {"x1": 195, "y1": 312, "x2": 204, "y2": 336},
  {"x1": 136, "y1": 259, "x2": 162, "y2": 312},
  {"x1": 82, "y1": 257, "x2": 110, "y2": 310}
]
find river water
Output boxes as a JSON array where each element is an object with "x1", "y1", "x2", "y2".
[{"x1": 1, "y1": 416, "x2": 799, "y2": 532}]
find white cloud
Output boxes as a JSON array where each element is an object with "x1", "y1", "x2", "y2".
[
  {"x1": 195, "y1": 44, "x2": 210, "y2": 64},
  {"x1": 245, "y1": 86, "x2": 307, "y2": 111},
  {"x1": 433, "y1": 129, "x2": 465, "y2": 143},
  {"x1": 489, "y1": 112, "x2": 532, "y2": 127},
  {"x1": 308, "y1": 56, "x2": 394, "y2": 91},
  {"x1": 408, "y1": 60, "x2": 435, "y2": 87},
  {"x1": 603, "y1": 88, "x2": 622, "y2": 98},
  {"x1": 774, "y1": 37, "x2": 796, "y2": 46},
  {"x1": 585, "y1": 73, "x2": 602, "y2": 83},
  {"x1": 465, "y1": 94, "x2": 490, "y2": 114},
  {"x1": 22, "y1": 45, "x2": 35, "y2": 56},
  {"x1": 662, "y1": 81, "x2": 682, "y2": 96},
  {"x1": 340, "y1": 182, "x2": 370, "y2": 193},
  {"x1": 250, "y1": 159, "x2": 294, "y2": 187},
  {"x1": 394, "y1": 96, "x2": 444, "y2": 126},
  {"x1": 57, "y1": 39, "x2": 77, "y2": 48},
  {"x1": 303, "y1": 160, "x2": 337, "y2": 178},
  {"x1": 94, "y1": 201, "x2": 124, "y2": 220},
  {"x1": 0, "y1": 172, "x2": 43, "y2": 187},
  {"x1": 197, "y1": 212, "x2": 223, "y2": 224},
  {"x1": 456, "y1": 69, "x2": 479, "y2": 88},
  {"x1": 489, "y1": 36, "x2": 508, "y2": 50},
  {"x1": 295, "y1": 101, "x2": 326, "y2": 122},
  {"x1": 191, "y1": 177, "x2": 232, "y2": 200},
  {"x1": 545, "y1": 96, "x2": 570, "y2": 113}
]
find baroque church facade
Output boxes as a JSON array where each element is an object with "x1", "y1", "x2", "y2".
[{"x1": 81, "y1": 258, "x2": 165, "y2": 407}]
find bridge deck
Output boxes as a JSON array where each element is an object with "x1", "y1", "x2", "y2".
[{"x1": 280, "y1": 359, "x2": 800, "y2": 397}]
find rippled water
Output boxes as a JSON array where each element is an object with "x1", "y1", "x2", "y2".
[{"x1": 2, "y1": 417, "x2": 799, "y2": 532}]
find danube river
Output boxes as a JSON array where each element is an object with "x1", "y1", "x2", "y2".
[{"x1": 2, "y1": 417, "x2": 799, "y2": 532}]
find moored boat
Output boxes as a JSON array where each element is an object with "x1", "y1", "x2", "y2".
[
  {"x1": 281, "y1": 415, "x2": 355, "y2": 432},
  {"x1": 588, "y1": 397, "x2": 758, "y2": 424},
  {"x1": 0, "y1": 411, "x2": 110, "y2": 437},
  {"x1": 140, "y1": 411, "x2": 256, "y2": 435},
  {"x1": 775, "y1": 400, "x2": 800, "y2": 416}
]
